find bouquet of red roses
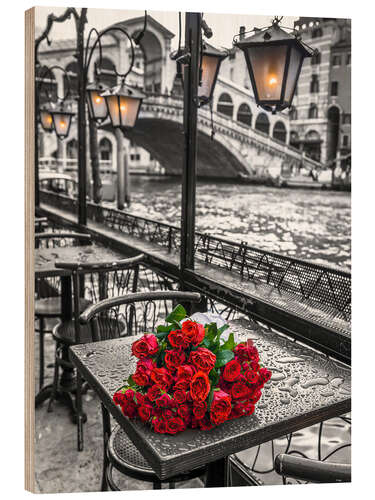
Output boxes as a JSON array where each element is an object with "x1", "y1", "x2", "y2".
[{"x1": 113, "y1": 305, "x2": 271, "y2": 435}]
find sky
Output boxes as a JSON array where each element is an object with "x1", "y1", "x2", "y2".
[{"x1": 35, "y1": 7, "x2": 299, "y2": 51}]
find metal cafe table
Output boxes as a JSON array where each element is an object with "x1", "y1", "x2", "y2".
[
  {"x1": 70, "y1": 317, "x2": 351, "y2": 487},
  {"x1": 34, "y1": 241, "x2": 124, "y2": 416}
]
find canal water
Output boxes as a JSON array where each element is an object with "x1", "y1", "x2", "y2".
[{"x1": 127, "y1": 176, "x2": 351, "y2": 270}]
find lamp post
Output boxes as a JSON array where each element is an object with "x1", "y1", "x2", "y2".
[{"x1": 83, "y1": 26, "x2": 145, "y2": 209}]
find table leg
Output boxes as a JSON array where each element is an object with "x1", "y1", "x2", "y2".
[{"x1": 205, "y1": 457, "x2": 229, "y2": 487}]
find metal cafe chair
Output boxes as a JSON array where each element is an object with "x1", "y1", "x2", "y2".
[
  {"x1": 51, "y1": 254, "x2": 144, "y2": 451},
  {"x1": 79, "y1": 290, "x2": 207, "y2": 491},
  {"x1": 275, "y1": 454, "x2": 351, "y2": 483},
  {"x1": 34, "y1": 232, "x2": 92, "y2": 390}
]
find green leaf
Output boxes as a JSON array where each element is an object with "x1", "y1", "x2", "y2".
[
  {"x1": 165, "y1": 304, "x2": 187, "y2": 324},
  {"x1": 126, "y1": 375, "x2": 137, "y2": 388},
  {"x1": 218, "y1": 324, "x2": 229, "y2": 335},
  {"x1": 209, "y1": 368, "x2": 220, "y2": 387},
  {"x1": 221, "y1": 332, "x2": 235, "y2": 351},
  {"x1": 205, "y1": 323, "x2": 218, "y2": 341},
  {"x1": 215, "y1": 349, "x2": 234, "y2": 368},
  {"x1": 202, "y1": 337, "x2": 211, "y2": 348},
  {"x1": 207, "y1": 387, "x2": 215, "y2": 411},
  {"x1": 156, "y1": 325, "x2": 172, "y2": 333}
]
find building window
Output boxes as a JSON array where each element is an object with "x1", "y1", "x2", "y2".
[
  {"x1": 311, "y1": 52, "x2": 321, "y2": 65},
  {"x1": 332, "y1": 55, "x2": 341, "y2": 66},
  {"x1": 255, "y1": 113, "x2": 270, "y2": 135},
  {"x1": 346, "y1": 53, "x2": 351, "y2": 65},
  {"x1": 217, "y1": 93, "x2": 234, "y2": 118},
  {"x1": 237, "y1": 103, "x2": 252, "y2": 127},
  {"x1": 308, "y1": 103, "x2": 318, "y2": 119},
  {"x1": 290, "y1": 106, "x2": 298, "y2": 120},
  {"x1": 312, "y1": 27, "x2": 323, "y2": 38},
  {"x1": 229, "y1": 50, "x2": 236, "y2": 60},
  {"x1": 331, "y1": 81, "x2": 339, "y2": 96},
  {"x1": 343, "y1": 135, "x2": 349, "y2": 147},
  {"x1": 310, "y1": 74, "x2": 319, "y2": 93},
  {"x1": 343, "y1": 113, "x2": 351, "y2": 124}
]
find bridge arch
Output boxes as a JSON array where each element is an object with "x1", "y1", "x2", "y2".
[
  {"x1": 272, "y1": 121, "x2": 287, "y2": 143},
  {"x1": 255, "y1": 113, "x2": 270, "y2": 135},
  {"x1": 237, "y1": 103, "x2": 252, "y2": 127},
  {"x1": 217, "y1": 93, "x2": 234, "y2": 118}
]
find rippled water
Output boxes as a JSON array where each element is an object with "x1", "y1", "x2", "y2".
[{"x1": 126, "y1": 176, "x2": 351, "y2": 269}]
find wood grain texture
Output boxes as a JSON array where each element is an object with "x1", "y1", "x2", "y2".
[{"x1": 25, "y1": 6, "x2": 35, "y2": 493}]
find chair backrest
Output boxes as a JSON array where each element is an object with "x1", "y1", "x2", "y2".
[
  {"x1": 55, "y1": 254, "x2": 145, "y2": 344},
  {"x1": 34, "y1": 232, "x2": 92, "y2": 298},
  {"x1": 35, "y1": 232, "x2": 92, "y2": 249},
  {"x1": 79, "y1": 290, "x2": 202, "y2": 343}
]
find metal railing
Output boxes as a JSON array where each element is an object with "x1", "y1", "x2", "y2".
[{"x1": 40, "y1": 190, "x2": 351, "y2": 329}]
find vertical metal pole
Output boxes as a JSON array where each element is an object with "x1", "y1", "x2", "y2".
[
  {"x1": 34, "y1": 48, "x2": 40, "y2": 208},
  {"x1": 115, "y1": 128, "x2": 125, "y2": 210},
  {"x1": 76, "y1": 9, "x2": 88, "y2": 225},
  {"x1": 180, "y1": 12, "x2": 201, "y2": 271}
]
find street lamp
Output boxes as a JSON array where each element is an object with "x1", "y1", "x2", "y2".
[
  {"x1": 86, "y1": 82, "x2": 108, "y2": 123},
  {"x1": 50, "y1": 105, "x2": 74, "y2": 139},
  {"x1": 84, "y1": 26, "x2": 145, "y2": 129},
  {"x1": 100, "y1": 82, "x2": 144, "y2": 129},
  {"x1": 234, "y1": 18, "x2": 313, "y2": 113},
  {"x1": 198, "y1": 42, "x2": 228, "y2": 105},
  {"x1": 39, "y1": 107, "x2": 54, "y2": 133}
]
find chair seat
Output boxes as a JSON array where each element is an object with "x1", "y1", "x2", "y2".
[
  {"x1": 108, "y1": 426, "x2": 207, "y2": 483},
  {"x1": 52, "y1": 317, "x2": 125, "y2": 345},
  {"x1": 35, "y1": 297, "x2": 92, "y2": 318}
]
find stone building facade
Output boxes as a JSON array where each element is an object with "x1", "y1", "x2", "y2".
[{"x1": 289, "y1": 17, "x2": 351, "y2": 165}]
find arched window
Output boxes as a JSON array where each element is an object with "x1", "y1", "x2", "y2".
[
  {"x1": 99, "y1": 137, "x2": 112, "y2": 162},
  {"x1": 255, "y1": 113, "x2": 270, "y2": 135},
  {"x1": 237, "y1": 103, "x2": 252, "y2": 127},
  {"x1": 217, "y1": 93, "x2": 234, "y2": 118},
  {"x1": 67, "y1": 139, "x2": 78, "y2": 159},
  {"x1": 65, "y1": 61, "x2": 78, "y2": 97},
  {"x1": 308, "y1": 103, "x2": 318, "y2": 119},
  {"x1": 273, "y1": 121, "x2": 287, "y2": 143},
  {"x1": 98, "y1": 57, "x2": 117, "y2": 88},
  {"x1": 290, "y1": 106, "x2": 298, "y2": 120}
]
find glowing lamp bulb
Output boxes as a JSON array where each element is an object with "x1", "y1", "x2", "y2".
[
  {"x1": 95, "y1": 96, "x2": 102, "y2": 104},
  {"x1": 120, "y1": 104, "x2": 126, "y2": 111},
  {"x1": 47, "y1": 116, "x2": 52, "y2": 124},
  {"x1": 268, "y1": 76, "x2": 277, "y2": 86},
  {"x1": 60, "y1": 121, "x2": 66, "y2": 128}
]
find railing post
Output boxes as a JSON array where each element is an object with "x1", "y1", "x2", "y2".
[{"x1": 180, "y1": 12, "x2": 201, "y2": 272}]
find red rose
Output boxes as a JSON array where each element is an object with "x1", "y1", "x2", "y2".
[
  {"x1": 210, "y1": 389, "x2": 232, "y2": 425},
  {"x1": 245, "y1": 370, "x2": 259, "y2": 384},
  {"x1": 259, "y1": 367, "x2": 272, "y2": 383},
  {"x1": 177, "y1": 403, "x2": 191, "y2": 422},
  {"x1": 199, "y1": 416, "x2": 214, "y2": 431},
  {"x1": 151, "y1": 367, "x2": 173, "y2": 390},
  {"x1": 164, "y1": 349, "x2": 186, "y2": 372},
  {"x1": 231, "y1": 381, "x2": 250, "y2": 400},
  {"x1": 250, "y1": 361, "x2": 260, "y2": 372},
  {"x1": 189, "y1": 348, "x2": 216, "y2": 373},
  {"x1": 174, "y1": 379, "x2": 190, "y2": 391},
  {"x1": 121, "y1": 400, "x2": 138, "y2": 418},
  {"x1": 131, "y1": 334, "x2": 159, "y2": 359},
  {"x1": 113, "y1": 391, "x2": 126, "y2": 406},
  {"x1": 182, "y1": 320, "x2": 205, "y2": 345},
  {"x1": 174, "y1": 389, "x2": 187, "y2": 404},
  {"x1": 147, "y1": 384, "x2": 162, "y2": 402},
  {"x1": 138, "y1": 404, "x2": 153, "y2": 422},
  {"x1": 168, "y1": 329, "x2": 190, "y2": 349},
  {"x1": 218, "y1": 375, "x2": 232, "y2": 394},
  {"x1": 155, "y1": 393, "x2": 172, "y2": 408},
  {"x1": 190, "y1": 370, "x2": 211, "y2": 402},
  {"x1": 132, "y1": 369, "x2": 149, "y2": 387},
  {"x1": 166, "y1": 417, "x2": 186, "y2": 435},
  {"x1": 233, "y1": 343, "x2": 249, "y2": 361},
  {"x1": 193, "y1": 400, "x2": 207, "y2": 420},
  {"x1": 247, "y1": 346, "x2": 260, "y2": 362},
  {"x1": 137, "y1": 358, "x2": 155, "y2": 375},
  {"x1": 134, "y1": 392, "x2": 146, "y2": 405},
  {"x1": 153, "y1": 417, "x2": 167, "y2": 433},
  {"x1": 223, "y1": 359, "x2": 242, "y2": 382},
  {"x1": 248, "y1": 389, "x2": 262, "y2": 404},
  {"x1": 246, "y1": 404, "x2": 255, "y2": 416},
  {"x1": 124, "y1": 389, "x2": 135, "y2": 401},
  {"x1": 176, "y1": 364, "x2": 195, "y2": 382}
]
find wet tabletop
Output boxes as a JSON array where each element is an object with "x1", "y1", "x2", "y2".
[
  {"x1": 70, "y1": 318, "x2": 351, "y2": 479},
  {"x1": 35, "y1": 244, "x2": 124, "y2": 277}
]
